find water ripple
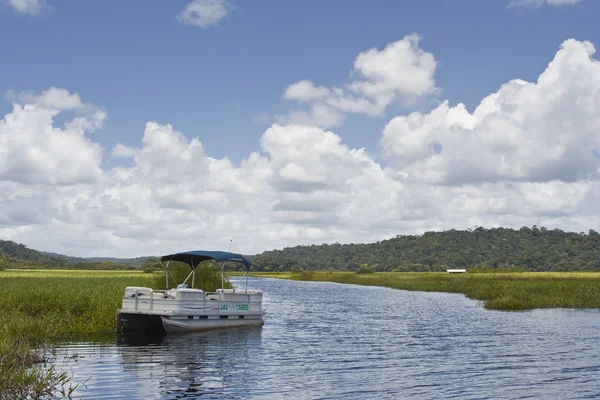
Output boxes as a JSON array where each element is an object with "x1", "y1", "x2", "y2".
[{"x1": 53, "y1": 277, "x2": 600, "y2": 399}]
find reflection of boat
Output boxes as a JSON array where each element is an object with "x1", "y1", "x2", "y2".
[
  {"x1": 117, "y1": 251, "x2": 265, "y2": 333},
  {"x1": 117, "y1": 329, "x2": 167, "y2": 346},
  {"x1": 116, "y1": 327, "x2": 263, "y2": 397}
]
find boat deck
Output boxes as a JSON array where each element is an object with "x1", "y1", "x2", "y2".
[{"x1": 117, "y1": 287, "x2": 265, "y2": 333}]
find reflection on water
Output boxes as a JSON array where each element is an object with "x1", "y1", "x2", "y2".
[
  {"x1": 57, "y1": 327, "x2": 263, "y2": 399},
  {"x1": 54, "y1": 277, "x2": 600, "y2": 399},
  {"x1": 124, "y1": 328, "x2": 263, "y2": 399}
]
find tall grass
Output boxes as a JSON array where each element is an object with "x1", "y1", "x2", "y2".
[
  {"x1": 272, "y1": 271, "x2": 600, "y2": 311},
  {"x1": 0, "y1": 270, "x2": 155, "y2": 340},
  {"x1": 0, "y1": 269, "x2": 163, "y2": 398},
  {"x1": 0, "y1": 338, "x2": 76, "y2": 399},
  {"x1": 0, "y1": 267, "x2": 235, "y2": 398}
]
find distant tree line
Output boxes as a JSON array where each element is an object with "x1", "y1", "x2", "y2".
[
  {"x1": 3, "y1": 226, "x2": 600, "y2": 272},
  {"x1": 0, "y1": 240, "x2": 68, "y2": 263},
  {"x1": 251, "y1": 226, "x2": 600, "y2": 272},
  {"x1": 0, "y1": 240, "x2": 144, "y2": 270},
  {"x1": 0, "y1": 258, "x2": 139, "y2": 270}
]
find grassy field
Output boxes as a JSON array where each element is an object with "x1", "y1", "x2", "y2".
[
  {"x1": 248, "y1": 271, "x2": 600, "y2": 311},
  {"x1": 0, "y1": 266, "x2": 231, "y2": 398},
  {"x1": 0, "y1": 269, "x2": 154, "y2": 340},
  {"x1": 0, "y1": 269, "x2": 155, "y2": 398}
]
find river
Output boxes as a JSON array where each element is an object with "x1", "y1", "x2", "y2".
[{"x1": 53, "y1": 277, "x2": 600, "y2": 399}]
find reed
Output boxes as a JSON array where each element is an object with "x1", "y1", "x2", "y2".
[
  {"x1": 0, "y1": 337, "x2": 77, "y2": 399},
  {"x1": 0, "y1": 267, "x2": 237, "y2": 398},
  {"x1": 257, "y1": 271, "x2": 600, "y2": 311},
  {"x1": 0, "y1": 269, "x2": 157, "y2": 398},
  {"x1": 0, "y1": 270, "x2": 155, "y2": 339}
]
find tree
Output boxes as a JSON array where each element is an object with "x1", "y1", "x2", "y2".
[
  {"x1": 142, "y1": 257, "x2": 163, "y2": 273},
  {"x1": 250, "y1": 226, "x2": 600, "y2": 272}
]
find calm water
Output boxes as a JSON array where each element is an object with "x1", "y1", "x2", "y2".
[{"x1": 53, "y1": 277, "x2": 600, "y2": 399}]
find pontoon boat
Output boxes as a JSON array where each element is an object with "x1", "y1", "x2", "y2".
[{"x1": 117, "y1": 251, "x2": 264, "y2": 334}]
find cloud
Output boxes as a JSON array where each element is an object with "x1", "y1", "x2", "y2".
[
  {"x1": 0, "y1": 89, "x2": 105, "y2": 185},
  {"x1": 284, "y1": 81, "x2": 331, "y2": 102},
  {"x1": 110, "y1": 144, "x2": 137, "y2": 159},
  {"x1": 4, "y1": 0, "x2": 46, "y2": 15},
  {"x1": 1, "y1": 39, "x2": 600, "y2": 257},
  {"x1": 382, "y1": 39, "x2": 600, "y2": 185},
  {"x1": 279, "y1": 34, "x2": 438, "y2": 128},
  {"x1": 261, "y1": 124, "x2": 385, "y2": 194},
  {"x1": 177, "y1": 0, "x2": 233, "y2": 28},
  {"x1": 274, "y1": 105, "x2": 345, "y2": 130},
  {"x1": 5, "y1": 87, "x2": 97, "y2": 112},
  {"x1": 509, "y1": 0, "x2": 582, "y2": 7}
]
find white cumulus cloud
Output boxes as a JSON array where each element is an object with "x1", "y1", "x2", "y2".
[
  {"x1": 6, "y1": 87, "x2": 85, "y2": 111},
  {"x1": 279, "y1": 34, "x2": 438, "y2": 128},
  {"x1": 4, "y1": 0, "x2": 46, "y2": 15},
  {"x1": 111, "y1": 144, "x2": 137, "y2": 159},
  {"x1": 509, "y1": 0, "x2": 583, "y2": 7},
  {"x1": 382, "y1": 39, "x2": 600, "y2": 185},
  {"x1": 1, "y1": 38, "x2": 600, "y2": 257},
  {"x1": 0, "y1": 89, "x2": 105, "y2": 185},
  {"x1": 177, "y1": 0, "x2": 233, "y2": 28}
]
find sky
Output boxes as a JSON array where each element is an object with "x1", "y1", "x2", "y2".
[{"x1": 0, "y1": 0, "x2": 599, "y2": 257}]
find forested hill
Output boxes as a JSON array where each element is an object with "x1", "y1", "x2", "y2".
[
  {"x1": 0, "y1": 240, "x2": 149, "y2": 269},
  {"x1": 0, "y1": 240, "x2": 68, "y2": 264},
  {"x1": 3, "y1": 226, "x2": 600, "y2": 272},
  {"x1": 251, "y1": 227, "x2": 600, "y2": 272}
]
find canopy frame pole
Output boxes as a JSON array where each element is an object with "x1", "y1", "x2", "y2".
[
  {"x1": 183, "y1": 269, "x2": 194, "y2": 286},
  {"x1": 191, "y1": 258, "x2": 196, "y2": 288},
  {"x1": 164, "y1": 257, "x2": 182, "y2": 289},
  {"x1": 221, "y1": 263, "x2": 225, "y2": 290},
  {"x1": 225, "y1": 239, "x2": 232, "y2": 292},
  {"x1": 219, "y1": 262, "x2": 234, "y2": 292},
  {"x1": 159, "y1": 252, "x2": 252, "y2": 291},
  {"x1": 165, "y1": 260, "x2": 170, "y2": 290},
  {"x1": 166, "y1": 268, "x2": 178, "y2": 288}
]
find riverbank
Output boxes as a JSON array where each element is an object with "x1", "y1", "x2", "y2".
[
  {"x1": 0, "y1": 269, "x2": 155, "y2": 398},
  {"x1": 4, "y1": 269, "x2": 600, "y2": 397},
  {"x1": 0, "y1": 267, "x2": 231, "y2": 398},
  {"x1": 247, "y1": 271, "x2": 600, "y2": 311}
]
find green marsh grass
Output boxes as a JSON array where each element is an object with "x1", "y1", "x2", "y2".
[
  {"x1": 0, "y1": 269, "x2": 155, "y2": 340},
  {"x1": 0, "y1": 267, "x2": 233, "y2": 398},
  {"x1": 0, "y1": 269, "x2": 158, "y2": 398},
  {"x1": 251, "y1": 271, "x2": 600, "y2": 311},
  {"x1": 4, "y1": 269, "x2": 600, "y2": 397}
]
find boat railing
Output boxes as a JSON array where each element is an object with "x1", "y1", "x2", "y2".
[{"x1": 124, "y1": 288, "x2": 262, "y2": 313}]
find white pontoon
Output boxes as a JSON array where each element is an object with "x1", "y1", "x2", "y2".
[{"x1": 117, "y1": 250, "x2": 264, "y2": 334}]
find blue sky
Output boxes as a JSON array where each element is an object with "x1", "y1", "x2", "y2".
[
  {"x1": 1, "y1": 0, "x2": 597, "y2": 162},
  {"x1": 0, "y1": 0, "x2": 599, "y2": 256}
]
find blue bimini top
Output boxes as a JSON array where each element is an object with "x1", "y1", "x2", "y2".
[{"x1": 160, "y1": 250, "x2": 252, "y2": 270}]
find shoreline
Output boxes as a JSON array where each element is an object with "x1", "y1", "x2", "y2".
[{"x1": 242, "y1": 271, "x2": 600, "y2": 311}]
